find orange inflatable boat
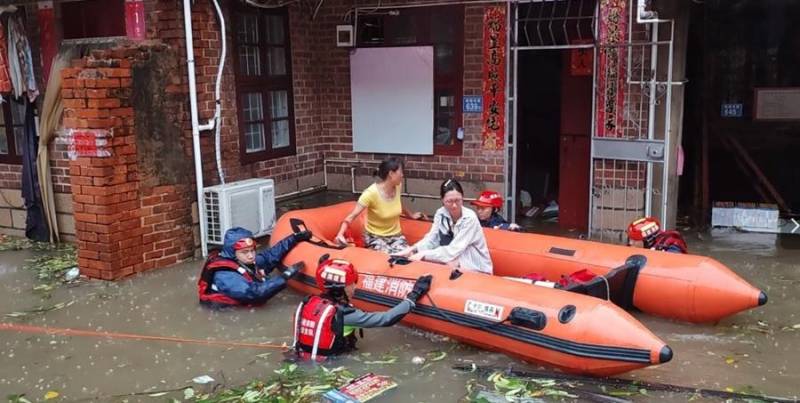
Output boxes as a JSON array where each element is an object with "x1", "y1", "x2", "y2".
[
  {"x1": 398, "y1": 210, "x2": 766, "y2": 324},
  {"x1": 272, "y1": 203, "x2": 672, "y2": 376}
]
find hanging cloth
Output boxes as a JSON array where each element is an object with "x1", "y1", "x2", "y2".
[
  {"x1": 0, "y1": 20, "x2": 12, "y2": 94},
  {"x1": 7, "y1": 15, "x2": 37, "y2": 102},
  {"x1": 36, "y1": 47, "x2": 77, "y2": 243},
  {"x1": 21, "y1": 99, "x2": 49, "y2": 241}
]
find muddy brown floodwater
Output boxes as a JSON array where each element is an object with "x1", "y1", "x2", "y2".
[{"x1": 1, "y1": 192, "x2": 798, "y2": 401}]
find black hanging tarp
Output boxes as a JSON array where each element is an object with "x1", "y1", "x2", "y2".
[{"x1": 21, "y1": 99, "x2": 49, "y2": 241}]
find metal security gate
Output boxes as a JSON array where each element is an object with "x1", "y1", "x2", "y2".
[
  {"x1": 506, "y1": 0, "x2": 675, "y2": 238},
  {"x1": 506, "y1": 0, "x2": 597, "y2": 222},
  {"x1": 589, "y1": 1, "x2": 676, "y2": 240}
]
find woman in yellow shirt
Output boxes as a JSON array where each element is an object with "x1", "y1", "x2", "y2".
[{"x1": 335, "y1": 157, "x2": 423, "y2": 254}]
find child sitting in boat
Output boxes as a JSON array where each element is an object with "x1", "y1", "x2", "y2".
[
  {"x1": 197, "y1": 227, "x2": 310, "y2": 308},
  {"x1": 470, "y1": 190, "x2": 521, "y2": 231},
  {"x1": 294, "y1": 258, "x2": 431, "y2": 360},
  {"x1": 627, "y1": 217, "x2": 688, "y2": 254},
  {"x1": 397, "y1": 179, "x2": 494, "y2": 275}
]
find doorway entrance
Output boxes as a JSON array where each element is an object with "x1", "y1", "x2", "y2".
[{"x1": 516, "y1": 50, "x2": 592, "y2": 232}]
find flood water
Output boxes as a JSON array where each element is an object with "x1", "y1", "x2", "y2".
[{"x1": 1, "y1": 192, "x2": 798, "y2": 401}]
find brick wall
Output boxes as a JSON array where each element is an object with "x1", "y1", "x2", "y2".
[
  {"x1": 142, "y1": 0, "x2": 326, "y2": 195},
  {"x1": 61, "y1": 44, "x2": 194, "y2": 279},
  {"x1": 314, "y1": 1, "x2": 506, "y2": 190}
]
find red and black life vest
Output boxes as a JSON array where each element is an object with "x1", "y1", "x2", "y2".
[
  {"x1": 197, "y1": 251, "x2": 266, "y2": 307},
  {"x1": 650, "y1": 230, "x2": 688, "y2": 254},
  {"x1": 293, "y1": 295, "x2": 355, "y2": 360}
]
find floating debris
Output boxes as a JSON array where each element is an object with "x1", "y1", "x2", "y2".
[
  {"x1": 192, "y1": 363, "x2": 355, "y2": 403},
  {"x1": 472, "y1": 371, "x2": 579, "y2": 400},
  {"x1": 192, "y1": 375, "x2": 216, "y2": 385},
  {"x1": 5, "y1": 299, "x2": 76, "y2": 319},
  {"x1": 6, "y1": 394, "x2": 32, "y2": 403},
  {"x1": 363, "y1": 354, "x2": 398, "y2": 365}
]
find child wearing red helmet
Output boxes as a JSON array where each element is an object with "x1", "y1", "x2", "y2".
[
  {"x1": 471, "y1": 190, "x2": 520, "y2": 231},
  {"x1": 293, "y1": 258, "x2": 432, "y2": 359},
  {"x1": 626, "y1": 217, "x2": 688, "y2": 254}
]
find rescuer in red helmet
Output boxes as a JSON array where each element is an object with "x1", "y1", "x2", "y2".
[
  {"x1": 471, "y1": 190, "x2": 521, "y2": 231},
  {"x1": 197, "y1": 227, "x2": 311, "y2": 308},
  {"x1": 293, "y1": 258, "x2": 432, "y2": 359},
  {"x1": 626, "y1": 217, "x2": 688, "y2": 254}
]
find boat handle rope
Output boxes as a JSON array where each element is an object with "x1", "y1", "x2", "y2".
[{"x1": 289, "y1": 218, "x2": 346, "y2": 250}]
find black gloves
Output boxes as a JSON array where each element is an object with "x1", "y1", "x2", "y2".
[
  {"x1": 406, "y1": 274, "x2": 433, "y2": 302},
  {"x1": 294, "y1": 230, "x2": 312, "y2": 242},
  {"x1": 281, "y1": 262, "x2": 305, "y2": 280}
]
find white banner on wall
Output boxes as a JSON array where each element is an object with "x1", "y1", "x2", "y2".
[{"x1": 350, "y1": 46, "x2": 434, "y2": 155}]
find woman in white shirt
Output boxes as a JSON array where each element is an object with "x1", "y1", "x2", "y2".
[{"x1": 398, "y1": 179, "x2": 493, "y2": 275}]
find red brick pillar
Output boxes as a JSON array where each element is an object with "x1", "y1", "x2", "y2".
[
  {"x1": 61, "y1": 53, "x2": 142, "y2": 280},
  {"x1": 61, "y1": 45, "x2": 196, "y2": 280}
]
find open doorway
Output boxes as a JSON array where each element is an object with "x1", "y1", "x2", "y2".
[{"x1": 516, "y1": 50, "x2": 593, "y2": 232}]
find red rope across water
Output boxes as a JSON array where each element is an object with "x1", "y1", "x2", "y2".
[{"x1": 0, "y1": 322, "x2": 289, "y2": 350}]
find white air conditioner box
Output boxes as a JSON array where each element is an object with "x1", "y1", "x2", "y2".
[{"x1": 203, "y1": 178, "x2": 276, "y2": 245}]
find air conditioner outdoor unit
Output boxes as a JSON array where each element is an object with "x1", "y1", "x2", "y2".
[{"x1": 203, "y1": 178, "x2": 276, "y2": 245}]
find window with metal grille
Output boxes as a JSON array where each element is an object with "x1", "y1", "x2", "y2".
[{"x1": 516, "y1": 0, "x2": 597, "y2": 48}]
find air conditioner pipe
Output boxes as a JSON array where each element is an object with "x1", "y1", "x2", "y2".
[{"x1": 210, "y1": 0, "x2": 226, "y2": 185}]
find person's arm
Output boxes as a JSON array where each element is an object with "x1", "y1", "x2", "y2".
[
  {"x1": 412, "y1": 210, "x2": 443, "y2": 253},
  {"x1": 213, "y1": 271, "x2": 287, "y2": 303},
  {"x1": 417, "y1": 214, "x2": 482, "y2": 264},
  {"x1": 336, "y1": 202, "x2": 367, "y2": 245},
  {"x1": 396, "y1": 184, "x2": 422, "y2": 220},
  {"x1": 342, "y1": 299, "x2": 414, "y2": 328},
  {"x1": 256, "y1": 232, "x2": 304, "y2": 272}
]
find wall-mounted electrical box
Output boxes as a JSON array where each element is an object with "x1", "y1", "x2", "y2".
[{"x1": 336, "y1": 25, "x2": 354, "y2": 47}]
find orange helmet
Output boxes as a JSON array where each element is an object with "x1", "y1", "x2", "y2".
[
  {"x1": 627, "y1": 217, "x2": 662, "y2": 242},
  {"x1": 471, "y1": 190, "x2": 503, "y2": 209},
  {"x1": 315, "y1": 258, "x2": 358, "y2": 289}
]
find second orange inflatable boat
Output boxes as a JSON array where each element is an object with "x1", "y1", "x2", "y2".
[{"x1": 272, "y1": 203, "x2": 672, "y2": 376}]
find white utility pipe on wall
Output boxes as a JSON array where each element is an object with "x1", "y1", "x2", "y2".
[
  {"x1": 183, "y1": 0, "x2": 211, "y2": 257},
  {"x1": 211, "y1": 0, "x2": 227, "y2": 185}
]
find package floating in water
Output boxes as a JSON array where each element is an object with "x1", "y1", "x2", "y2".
[{"x1": 321, "y1": 373, "x2": 398, "y2": 403}]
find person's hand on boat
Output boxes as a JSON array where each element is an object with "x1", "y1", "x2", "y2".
[
  {"x1": 406, "y1": 274, "x2": 433, "y2": 302},
  {"x1": 280, "y1": 262, "x2": 305, "y2": 280},
  {"x1": 294, "y1": 230, "x2": 313, "y2": 242},
  {"x1": 334, "y1": 234, "x2": 348, "y2": 246},
  {"x1": 409, "y1": 251, "x2": 425, "y2": 261},
  {"x1": 407, "y1": 211, "x2": 425, "y2": 220},
  {"x1": 508, "y1": 223, "x2": 521, "y2": 231},
  {"x1": 396, "y1": 246, "x2": 415, "y2": 257}
]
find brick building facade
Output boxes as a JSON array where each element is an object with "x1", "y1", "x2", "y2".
[{"x1": 0, "y1": 0, "x2": 690, "y2": 279}]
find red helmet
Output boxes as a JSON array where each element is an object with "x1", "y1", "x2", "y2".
[
  {"x1": 315, "y1": 258, "x2": 358, "y2": 289},
  {"x1": 232, "y1": 237, "x2": 256, "y2": 251},
  {"x1": 471, "y1": 190, "x2": 503, "y2": 209},
  {"x1": 627, "y1": 217, "x2": 661, "y2": 242}
]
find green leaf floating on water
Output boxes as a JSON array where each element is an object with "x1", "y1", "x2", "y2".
[
  {"x1": 426, "y1": 350, "x2": 447, "y2": 361},
  {"x1": 364, "y1": 354, "x2": 398, "y2": 365}
]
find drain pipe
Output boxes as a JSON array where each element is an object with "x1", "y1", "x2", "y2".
[{"x1": 183, "y1": 0, "x2": 210, "y2": 257}]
